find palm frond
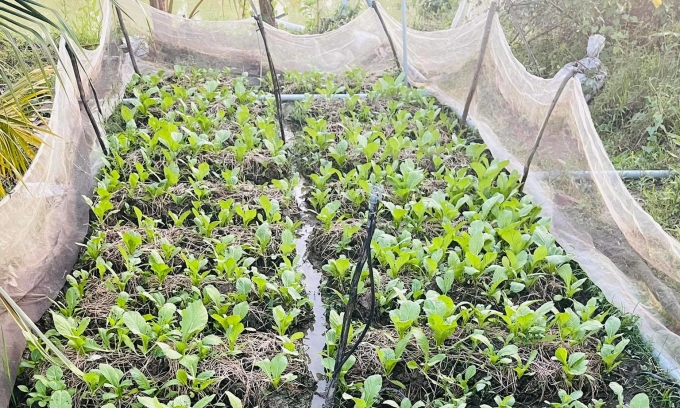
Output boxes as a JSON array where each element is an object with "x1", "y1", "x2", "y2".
[
  {"x1": 0, "y1": 67, "x2": 53, "y2": 196},
  {"x1": 0, "y1": 285, "x2": 82, "y2": 377}
]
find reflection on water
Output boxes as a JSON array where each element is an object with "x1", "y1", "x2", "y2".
[{"x1": 293, "y1": 182, "x2": 328, "y2": 408}]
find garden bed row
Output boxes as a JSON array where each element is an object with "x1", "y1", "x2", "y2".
[{"x1": 12, "y1": 67, "x2": 676, "y2": 408}]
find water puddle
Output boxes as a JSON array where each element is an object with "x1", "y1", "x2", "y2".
[{"x1": 294, "y1": 183, "x2": 328, "y2": 408}]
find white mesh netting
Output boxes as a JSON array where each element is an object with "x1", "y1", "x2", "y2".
[{"x1": 0, "y1": 0, "x2": 678, "y2": 403}]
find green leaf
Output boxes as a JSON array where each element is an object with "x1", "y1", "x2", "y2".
[
  {"x1": 123, "y1": 311, "x2": 151, "y2": 336},
  {"x1": 194, "y1": 395, "x2": 216, "y2": 408},
  {"x1": 605, "y1": 316, "x2": 621, "y2": 338},
  {"x1": 629, "y1": 393, "x2": 650, "y2": 408},
  {"x1": 156, "y1": 342, "x2": 182, "y2": 360},
  {"x1": 363, "y1": 374, "x2": 383, "y2": 406},
  {"x1": 121, "y1": 106, "x2": 134, "y2": 123},
  {"x1": 609, "y1": 382, "x2": 623, "y2": 396},
  {"x1": 226, "y1": 391, "x2": 243, "y2": 408},
  {"x1": 412, "y1": 328, "x2": 430, "y2": 360},
  {"x1": 533, "y1": 245, "x2": 548, "y2": 264},
  {"x1": 233, "y1": 302, "x2": 250, "y2": 320},
  {"x1": 97, "y1": 364, "x2": 124, "y2": 387},
  {"x1": 47, "y1": 366, "x2": 63, "y2": 381},
  {"x1": 555, "y1": 347, "x2": 568, "y2": 364},
  {"x1": 179, "y1": 354, "x2": 200, "y2": 377},
  {"x1": 509, "y1": 281, "x2": 525, "y2": 293},
  {"x1": 52, "y1": 313, "x2": 73, "y2": 338},
  {"x1": 49, "y1": 390, "x2": 72, "y2": 408},
  {"x1": 398, "y1": 301, "x2": 421, "y2": 322},
  {"x1": 469, "y1": 230, "x2": 484, "y2": 256},
  {"x1": 270, "y1": 353, "x2": 288, "y2": 379},
  {"x1": 180, "y1": 300, "x2": 208, "y2": 341},
  {"x1": 498, "y1": 344, "x2": 519, "y2": 357},
  {"x1": 137, "y1": 397, "x2": 165, "y2": 408}
]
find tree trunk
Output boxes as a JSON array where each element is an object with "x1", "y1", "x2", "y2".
[
  {"x1": 149, "y1": 0, "x2": 169, "y2": 11},
  {"x1": 258, "y1": 0, "x2": 275, "y2": 26}
]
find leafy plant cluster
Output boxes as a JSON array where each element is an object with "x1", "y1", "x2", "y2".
[
  {"x1": 286, "y1": 70, "x2": 662, "y2": 407},
  {"x1": 14, "y1": 66, "x2": 313, "y2": 408},
  {"x1": 13, "y1": 67, "x2": 673, "y2": 408}
]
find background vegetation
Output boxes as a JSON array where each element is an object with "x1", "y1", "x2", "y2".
[{"x1": 504, "y1": 0, "x2": 680, "y2": 239}]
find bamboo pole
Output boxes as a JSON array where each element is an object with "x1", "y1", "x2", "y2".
[{"x1": 461, "y1": 0, "x2": 497, "y2": 123}]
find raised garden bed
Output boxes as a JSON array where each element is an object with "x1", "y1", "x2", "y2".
[{"x1": 12, "y1": 67, "x2": 678, "y2": 408}]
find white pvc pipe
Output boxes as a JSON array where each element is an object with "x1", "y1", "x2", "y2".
[
  {"x1": 538, "y1": 170, "x2": 675, "y2": 180},
  {"x1": 275, "y1": 93, "x2": 368, "y2": 101},
  {"x1": 121, "y1": 93, "x2": 372, "y2": 105},
  {"x1": 401, "y1": 0, "x2": 409, "y2": 84},
  {"x1": 277, "y1": 20, "x2": 304, "y2": 32}
]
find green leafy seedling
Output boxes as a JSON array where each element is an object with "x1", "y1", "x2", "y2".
[{"x1": 255, "y1": 353, "x2": 296, "y2": 388}]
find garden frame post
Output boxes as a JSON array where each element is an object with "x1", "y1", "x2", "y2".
[
  {"x1": 249, "y1": 0, "x2": 286, "y2": 143},
  {"x1": 369, "y1": 1, "x2": 401, "y2": 70},
  {"x1": 115, "y1": 4, "x2": 141, "y2": 76},
  {"x1": 519, "y1": 70, "x2": 576, "y2": 193},
  {"x1": 461, "y1": 0, "x2": 497, "y2": 123}
]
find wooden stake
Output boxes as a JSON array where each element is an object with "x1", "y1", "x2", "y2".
[
  {"x1": 115, "y1": 5, "x2": 140, "y2": 76},
  {"x1": 371, "y1": 2, "x2": 400, "y2": 70},
  {"x1": 462, "y1": 0, "x2": 497, "y2": 123},
  {"x1": 519, "y1": 70, "x2": 576, "y2": 193},
  {"x1": 65, "y1": 42, "x2": 107, "y2": 154}
]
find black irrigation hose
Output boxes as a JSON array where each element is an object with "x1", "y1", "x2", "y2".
[
  {"x1": 335, "y1": 218, "x2": 377, "y2": 370},
  {"x1": 637, "y1": 372, "x2": 680, "y2": 390},
  {"x1": 248, "y1": 0, "x2": 286, "y2": 144},
  {"x1": 324, "y1": 186, "x2": 382, "y2": 407}
]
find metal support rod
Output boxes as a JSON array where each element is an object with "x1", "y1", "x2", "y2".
[
  {"x1": 371, "y1": 2, "x2": 401, "y2": 70},
  {"x1": 249, "y1": 0, "x2": 286, "y2": 143},
  {"x1": 65, "y1": 42, "x2": 107, "y2": 154},
  {"x1": 519, "y1": 70, "x2": 576, "y2": 192},
  {"x1": 401, "y1": 0, "x2": 408, "y2": 84},
  {"x1": 115, "y1": 4, "x2": 140, "y2": 76},
  {"x1": 461, "y1": 0, "x2": 497, "y2": 123}
]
